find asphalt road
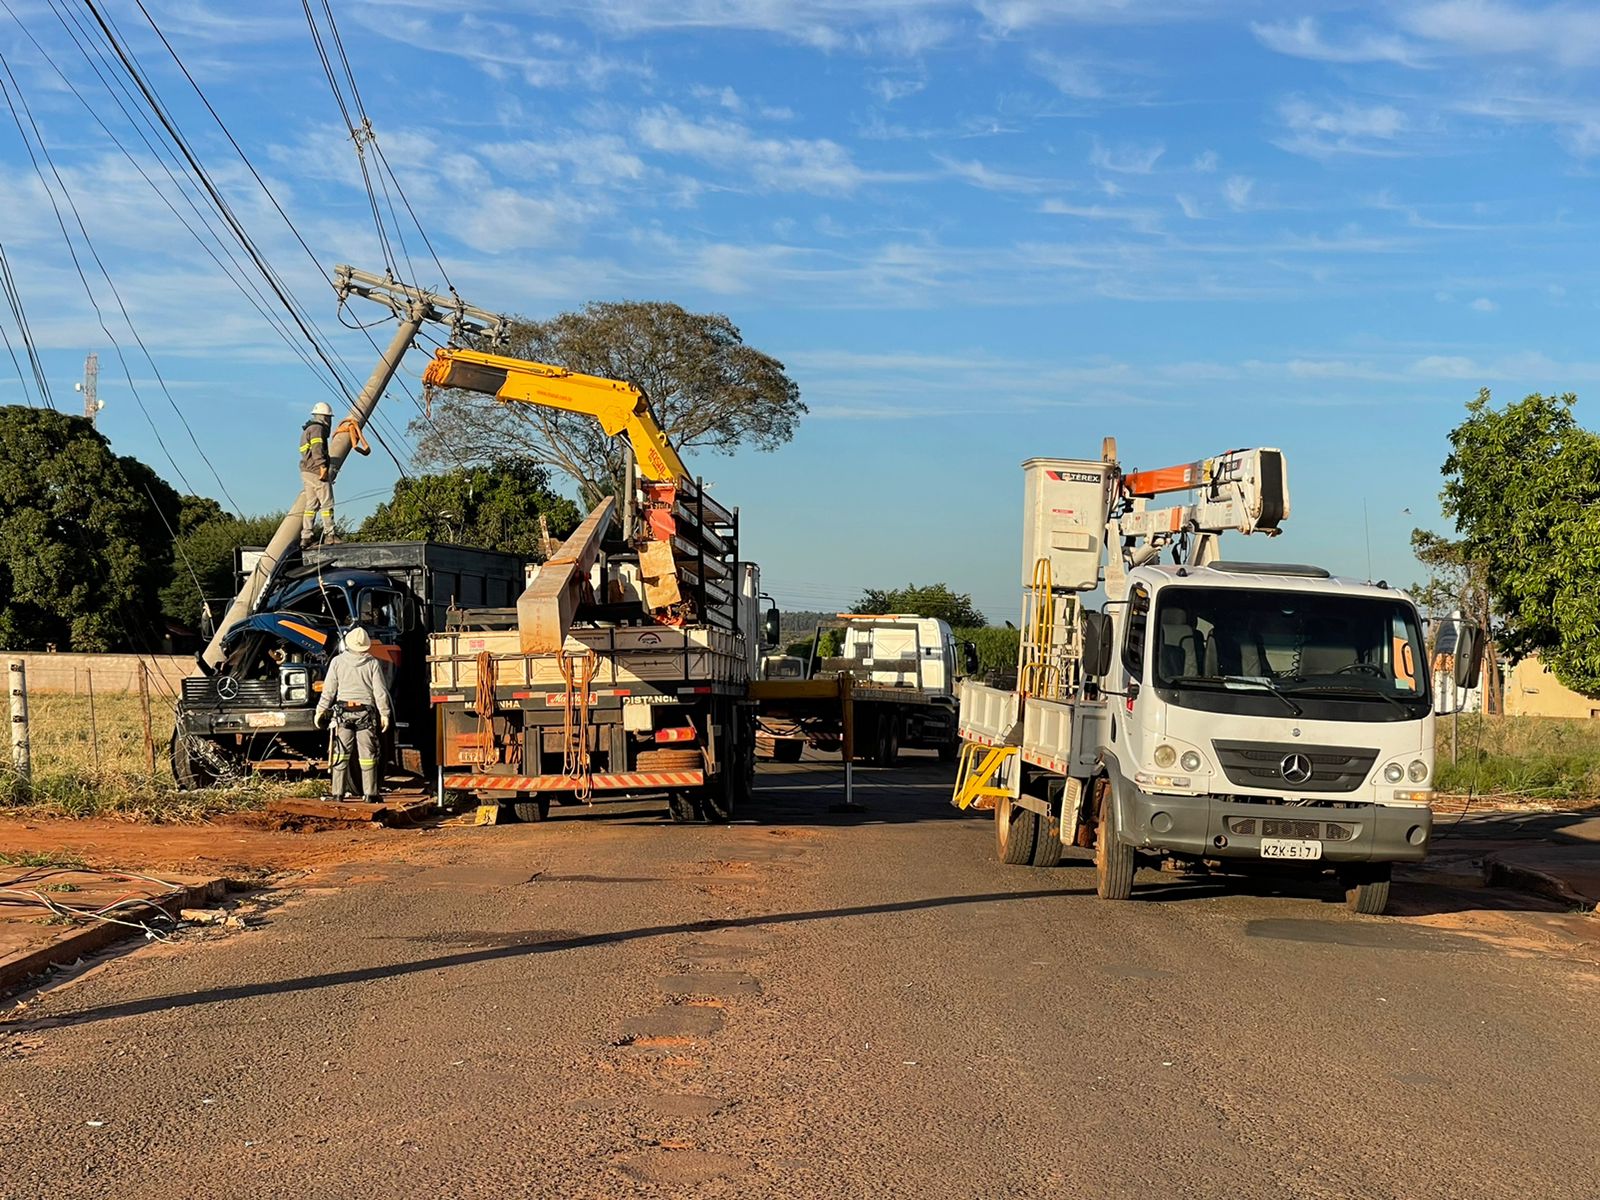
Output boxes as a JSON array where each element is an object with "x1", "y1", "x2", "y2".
[{"x1": 4, "y1": 758, "x2": 1600, "y2": 1200}]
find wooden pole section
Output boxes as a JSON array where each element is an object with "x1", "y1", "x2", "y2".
[
  {"x1": 87, "y1": 667, "x2": 100, "y2": 772},
  {"x1": 138, "y1": 661, "x2": 156, "y2": 776},
  {"x1": 8, "y1": 658, "x2": 30, "y2": 783}
]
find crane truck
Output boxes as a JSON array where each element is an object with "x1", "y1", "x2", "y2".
[
  {"x1": 953, "y1": 441, "x2": 1480, "y2": 914},
  {"x1": 421, "y1": 348, "x2": 780, "y2": 823}
]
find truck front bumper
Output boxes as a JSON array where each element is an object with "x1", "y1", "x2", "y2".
[{"x1": 1117, "y1": 779, "x2": 1432, "y2": 864}]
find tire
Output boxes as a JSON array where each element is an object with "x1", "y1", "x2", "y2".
[
  {"x1": 512, "y1": 796, "x2": 550, "y2": 823},
  {"x1": 1029, "y1": 802, "x2": 1063, "y2": 868},
  {"x1": 1340, "y1": 863, "x2": 1392, "y2": 915},
  {"x1": 667, "y1": 792, "x2": 700, "y2": 824},
  {"x1": 872, "y1": 714, "x2": 900, "y2": 768},
  {"x1": 1095, "y1": 786, "x2": 1135, "y2": 900},
  {"x1": 995, "y1": 794, "x2": 1039, "y2": 865},
  {"x1": 773, "y1": 740, "x2": 804, "y2": 763},
  {"x1": 170, "y1": 732, "x2": 219, "y2": 791},
  {"x1": 937, "y1": 738, "x2": 958, "y2": 763}
]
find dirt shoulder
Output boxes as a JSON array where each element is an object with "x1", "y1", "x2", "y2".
[{"x1": 0, "y1": 811, "x2": 454, "y2": 880}]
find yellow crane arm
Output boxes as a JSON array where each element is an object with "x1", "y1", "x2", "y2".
[{"x1": 422, "y1": 347, "x2": 687, "y2": 483}]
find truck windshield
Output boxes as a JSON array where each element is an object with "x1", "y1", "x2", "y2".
[{"x1": 1152, "y1": 586, "x2": 1429, "y2": 720}]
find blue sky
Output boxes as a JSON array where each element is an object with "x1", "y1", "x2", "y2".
[{"x1": 2, "y1": 1, "x2": 1598, "y2": 624}]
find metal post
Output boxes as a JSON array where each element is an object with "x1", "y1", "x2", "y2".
[
  {"x1": 138, "y1": 661, "x2": 156, "y2": 776},
  {"x1": 86, "y1": 667, "x2": 100, "y2": 772},
  {"x1": 8, "y1": 658, "x2": 30, "y2": 783},
  {"x1": 198, "y1": 268, "x2": 506, "y2": 671}
]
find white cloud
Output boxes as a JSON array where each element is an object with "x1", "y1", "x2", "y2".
[
  {"x1": 871, "y1": 76, "x2": 927, "y2": 103},
  {"x1": 636, "y1": 107, "x2": 870, "y2": 192},
  {"x1": 1276, "y1": 97, "x2": 1411, "y2": 157},
  {"x1": 1038, "y1": 199, "x2": 1163, "y2": 232},
  {"x1": 1470, "y1": 296, "x2": 1498, "y2": 312},
  {"x1": 1089, "y1": 138, "x2": 1164, "y2": 173},
  {"x1": 1175, "y1": 193, "x2": 1203, "y2": 219},
  {"x1": 1222, "y1": 175, "x2": 1253, "y2": 210},
  {"x1": 1030, "y1": 52, "x2": 1112, "y2": 99},
  {"x1": 1192, "y1": 150, "x2": 1218, "y2": 173},
  {"x1": 938, "y1": 156, "x2": 1054, "y2": 193},
  {"x1": 1411, "y1": 354, "x2": 1480, "y2": 378},
  {"x1": 1251, "y1": 17, "x2": 1421, "y2": 66},
  {"x1": 1401, "y1": 1, "x2": 1600, "y2": 67}
]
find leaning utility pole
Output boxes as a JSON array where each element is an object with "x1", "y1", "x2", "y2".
[{"x1": 198, "y1": 267, "x2": 504, "y2": 671}]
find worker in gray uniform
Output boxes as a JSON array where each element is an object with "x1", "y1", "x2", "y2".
[
  {"x1": 299, "y1": 400, "x2": 336, "y2": 549},
  {"x1": 314, "y1": 626, "x2": 392, "y2": 803}
]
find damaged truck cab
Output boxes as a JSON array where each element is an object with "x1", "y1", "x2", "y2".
[{"x1": 173, "y1": 542, "x2": 523, "y2": 788}]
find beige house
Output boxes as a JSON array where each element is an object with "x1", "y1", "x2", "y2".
[{"x1": 1503, "y1": 657, "x2": 1600, "y2": 719}]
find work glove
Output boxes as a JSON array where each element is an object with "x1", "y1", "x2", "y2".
[
  {"x1": 380, "y1": 715, "x2": 391, "y2": 733},
  {"x1": 314, "y1": 708, "x2": 330, "y2": 729},
  {"x1": 318, "y1": 466, "x2": 328, "y2": 481}
]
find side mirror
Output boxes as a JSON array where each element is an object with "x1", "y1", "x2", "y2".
[
  {"x1": 1453, "y1": 622, "x2": 1484, "y2": 690},
  {"x1": 961, "y1": 641, "x2": 980, "y2": 676},
  {"x1": 1081, "y1": 611, "x2": 1114, "y2": 678},
  {"x1": 763, "y1": 606, "x2": 781, "y2": 647}
]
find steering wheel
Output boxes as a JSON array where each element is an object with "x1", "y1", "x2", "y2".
[{"x1": 1337, "y1": 662, "x2": 1384, "y2": 677}]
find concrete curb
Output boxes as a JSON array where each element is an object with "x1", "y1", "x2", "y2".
[
  {"x1": 0, "y1": 875, "x2": 231, "y2": 995},
  {"x1": 1483, "y1": 855, "x2": 1600, "y2": 914}
]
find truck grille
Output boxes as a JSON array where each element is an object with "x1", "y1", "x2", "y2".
[
  {"x1": 1211, "y1": 741, "x2": 1377, "y2": 793},
  {"x1": 181, "y1": 677, "x2": 282, "y2": 707}
]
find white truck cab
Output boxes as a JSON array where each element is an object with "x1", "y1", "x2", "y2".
[{"x1": 1102, "y1": 561, "x2": 1434, "y2": 877}]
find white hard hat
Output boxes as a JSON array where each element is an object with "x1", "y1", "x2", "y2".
[
  {"x1": 343, "y1": 626, "x2": 372, "y2": 654},
  {"x1": 311, "y1": 402, "x2": 333, "y2": 417}
]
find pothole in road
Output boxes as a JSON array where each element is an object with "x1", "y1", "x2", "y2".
[
  {"x1": 657, "y1": 971, "x2": 761, "y2": 996},
  {"x1": 620, "y1": 1006, "x2": 724, "y2": 1040},
  {"x1": 639, "y1": 1092, "x2": 724, "y2": 1118},
  {"x1": 676, "y1": 932, "x2": 775, "y2": 963},
  {"x1": 617, "y1": 1149, "x2": 744, "y2": 1185}
]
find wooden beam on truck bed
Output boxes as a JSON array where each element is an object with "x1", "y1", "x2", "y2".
[{"x1": 518, "y1": 496, "x2": 615, "y2": 655}]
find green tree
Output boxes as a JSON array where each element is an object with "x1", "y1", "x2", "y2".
[
  {"x1": 954, "y1": 626, "x2": 1021, "y2": 674},
  {"x1": 415, "y1": 301, "x2": 805, "y2": 506},
  {"x1": 160, "y1": 501, "x2": 286, "y2": 630},
  {"x1": 852, "y1": 583, "x2": 986, "y2": 628},
  {"x1": 0, "y1": 407, "x2": 180, "y2": 651},
  {"x1": 358, "y1": 457, "x2": 583, "y2": 560},
  {"x1": 1439, "y1": 388, "x2": 1600, "y2": 697}
]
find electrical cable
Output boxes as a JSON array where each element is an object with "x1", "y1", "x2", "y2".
[{"x1": 0, "y1": 241, "x2": 51, "y2": 407}]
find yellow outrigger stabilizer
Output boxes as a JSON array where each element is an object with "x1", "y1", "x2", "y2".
[{"x1": 951, "y1": 742, "x2": 1018, "y2": 811}]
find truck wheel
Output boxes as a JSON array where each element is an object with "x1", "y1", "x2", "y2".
[
  {"x1": 995, "y1": 795, "x2": 1039, "y2": 865},
  {"x1": 1095, "y1": 790, "x2": 1135, "y2": 900},
  {"x1": 512, "y1": 795, "x2": 550, "y2": 823},
  {"x1": 699, "y1": 716, "x2": 737, "y2": 823},
  {"x1": 1029, "y1": 807, "x2": 1063, "y2": 868},
  {"x1": 1339, "y1": 863, "x2": 1392, "y2": 915},
  {"x1": 667, "y1": 792, "x2": 700, "y2": 824},
  {"x1": 170, "y1": 733, "x2": 219, "y2": 791},
  {"x1": 937, "y1": 738, "x2": 958, "y2": 763},
  {"x1": 773, "y1": 739, "x2": 804, "y2": 763},
  {"x1": 872, "y1": 715, "x2": 900, "y2": 768}
]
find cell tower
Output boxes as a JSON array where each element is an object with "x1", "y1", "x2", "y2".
[{"x1": 77, "y1": 352, "x2": 100, "y2": 425}]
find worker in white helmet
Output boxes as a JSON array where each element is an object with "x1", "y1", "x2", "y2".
[
  {"x1": 314, "y1": 625, "x2": 393, "y2": 803},
  {"x1": 298, "y1": 401, "x2": 337, "y2": 549}
]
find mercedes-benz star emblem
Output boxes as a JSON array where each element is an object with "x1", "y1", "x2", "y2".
[
  {"x1": 1280, "y1": 753, "x2": 1313, "y2": 785},
  {"x1": 215, "y1": 675, "x2": 240, "y2": 701}
]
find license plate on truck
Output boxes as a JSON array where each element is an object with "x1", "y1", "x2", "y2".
[{"x1": 1260, "y1": 838, "x2": 1322, "y2": 860}]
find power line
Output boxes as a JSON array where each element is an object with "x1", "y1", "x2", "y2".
[{"x1": 0, "y1": 241, "x2": 51, "y2": 408}]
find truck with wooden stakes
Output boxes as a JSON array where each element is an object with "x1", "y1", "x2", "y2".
[
  {"x1": 421, "y1": 348, "x2": 781, "y2": 823},
  {"x1": 952, "y1": 441, "x2": 1481, "y2": 914}
]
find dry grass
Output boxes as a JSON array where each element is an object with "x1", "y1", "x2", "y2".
[
  {"x1": 1435, "y1": 714, "x2": 1600, "y2": 801},
  {"x1": 0, "y1": 693, "x2": 277, "y2": 821}
]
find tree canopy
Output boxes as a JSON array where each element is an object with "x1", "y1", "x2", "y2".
[
  {"x1": 852, "y1": 583, "x2": 986, "y2": 628},
  {"x1": 1438, "y1": 388, "x2": 1600, "y2": 697},
  {"x1": 358, "y1": 457, "x2": 582, "y2": 560},
  {"x1": 414, "y1": 301, "x2": 805, "y2": 506},
  {"x1": 160, "y1": 500, "x2": 286, "y2": 631},
  {"x1": 0, "y1": 407, "x2": 180, "y2": 651}
]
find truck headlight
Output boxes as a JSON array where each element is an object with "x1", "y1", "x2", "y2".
[
  {"x1": 1154, "y1": 744, "x2": 1177, "y2": 768},
  {"x1": 1180, "y1": 750, "x2": 1202, "y2": 772},
  {"x1": 280, "y1": 667, "x2": 311, "y2": 704},
  {"x1": 1408, "y1": 759, "x2": 1429, "y2": 783},
  {"x1": 1383, "y1": 762, "x2": 1405, "y2": 784}
]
